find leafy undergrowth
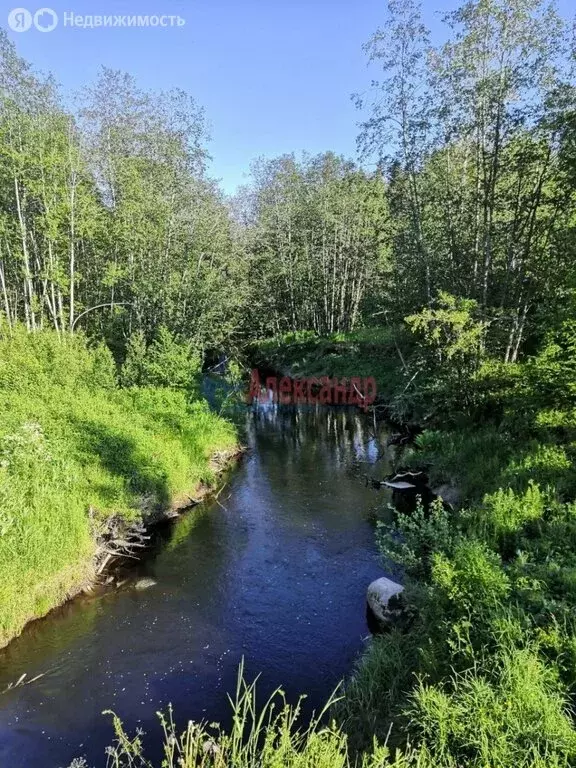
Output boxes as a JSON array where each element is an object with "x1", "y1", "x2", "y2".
[
  {"x1": 399, "y1": 355, "x2": 576, "y2": 505},
  {"x1": 333, "y1": 489, "x2": 576, "y2": 767},
  {"x1": 0, "y1": 326, "x2": 236, "y2": 647},
  {"x1": 333, "y1": 321, "x2": 576, "y2": 766}
]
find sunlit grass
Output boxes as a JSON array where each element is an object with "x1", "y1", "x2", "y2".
[{"x1": 0, "y1": 327, "x2": 237, "y2": 646}]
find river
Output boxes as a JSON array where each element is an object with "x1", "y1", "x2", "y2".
[{"x1": 0, "y1": 400, "x2": 394, "y2": 767}]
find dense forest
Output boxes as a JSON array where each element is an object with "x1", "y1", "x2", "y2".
[
  {"x1": 2, "y1": 0, "x2": 575, "y2": 366},
  {"x1": 3, "y1": 0, "x2": 576, "y2": 765}
]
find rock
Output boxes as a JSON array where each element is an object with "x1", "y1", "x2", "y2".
[
  {"x1": 366, "y1": 577, "x2": 404, "y2": 628},
  {"x1": 134, "y1": 577, "x2": 157, "y2": 590}
]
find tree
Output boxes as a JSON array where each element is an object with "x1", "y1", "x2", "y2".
[
  {"x1": 358, "y1": 0, "x2": 576, "y2": 362},
  {"x1": 240, "y1": 152, "x2": 390, "y2": 336}
]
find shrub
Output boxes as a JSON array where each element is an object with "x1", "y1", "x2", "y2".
[
  {"x1": 474, "y1": 482, "x2": 547, "y2": 555},
  {"x1": 378, "y1": 498, "x2": 456, "y2": 581},
  {"x1": 121, "y1": 326, "x2": 201, "y2": 391},
  {"x1": 431, "y1": 540, "x2": 510, "y2": 616},
  {"x1": 407, "y1": 648, "x2": 576, "y2": 767}
]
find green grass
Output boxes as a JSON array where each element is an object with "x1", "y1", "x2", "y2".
[
  {"x1": 336, "y1": 482, "x2": 576, "y2": 766},
  {"x1": 0, "y1": 326, "x2": 237, "y2": 647}
]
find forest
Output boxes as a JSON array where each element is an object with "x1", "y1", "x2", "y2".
[{"x1": 2, "y1": 0, "x2": 576, "y2": 765}]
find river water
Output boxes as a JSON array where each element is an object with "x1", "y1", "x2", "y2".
[{"x1": 0, "y1": 402, "x2": 393, "y2": 767}]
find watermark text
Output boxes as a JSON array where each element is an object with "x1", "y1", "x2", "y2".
[
  {"x1": 247, "y1": 370, "x2": 377, "y2": 411},
  {"x1": 7, "y1": 7, "x2": 186, "y2": 32}
]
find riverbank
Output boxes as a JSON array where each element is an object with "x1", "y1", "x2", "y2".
[
  {"x1": 0, "y1": 327, "x2": 238, "y2": 649},
  {"x1": 1, "y1": 387, "x2": 387, "y2": 767},
  {"x1": 7, "y1": 323, "x2": 576, "y2": 766}
]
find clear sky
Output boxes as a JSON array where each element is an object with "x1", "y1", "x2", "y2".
[{"x1": 3, "y1": 0, "x2": 575, "y2": 194}]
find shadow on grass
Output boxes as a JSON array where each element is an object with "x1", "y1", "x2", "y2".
[{"x1": 71, "y1": 418, "x2": 170, "y2": 506}]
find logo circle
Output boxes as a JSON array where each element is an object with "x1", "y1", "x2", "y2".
[
  {"x1": 34, "y1": 7, "x2": 58, "y2": 32},
  {"x1": 8, "y1": 8, "x2": 32, "y2": 32}
]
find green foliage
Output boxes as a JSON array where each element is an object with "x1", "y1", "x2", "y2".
[
  {"x1": 405, "y1": 293, "x2": 485, "y2": 367},
  {"x1": 524, "y1": 317, "x2": 576, "y2": 408},
  {"x1": 475, "y1": 482, "x2": 547, "y2": 553},
  {"x1": 244, "y1": 152, "x2": 390, "y2": 337},
  {"x1": 408, "y1": 648, "x2": 576, "y2": 767},
  {"x1": 395, "y1": 293, "x2": 488, "y2": 420},
  {"x1": 0, "y1": 422, "x2": 93, "y2": 644},
  {"x1": 91, "y1": 341, "x2": 118, "y2": 389},
  {"x1": 0, "y1": 327, "x2": 236, "y2": 646},
  {"x1": 0, "y1": 325, "x2": 114, "y2": 393},
  {"x1": 252, "y1": 325, "x2": 407, "y2": 403},
  {"x1": 94, "y1": 653, "x2": 576, "y2": 768},
  {"x1": 120, "y1": 330, "x2": 148, "y2": 387},
  {"x1": 0, "y1": 37, "x2": 245, "y2": 357},
  {"x1": 402, "y1": 426, "x2": 511, "y2": 500},
  {"x1": 337, "y1": 630, "x2": 420, "y2": 753},
  {"x1": 121, "y1": 327, "x2": 201, "y2": 391},
  {"x1": 378, "y1": 498, "x2": 456, "y2": 580},
  {"x1": 343, "y1": 456, "x2": 576, "y2": 765},
  {"x1": 431, "y1": 540, "x2": 510, "y2": 615}
]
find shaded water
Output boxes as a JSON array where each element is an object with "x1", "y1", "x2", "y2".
[{"x1": 0, "y1": 403, "x2": 393, "y2": 767}]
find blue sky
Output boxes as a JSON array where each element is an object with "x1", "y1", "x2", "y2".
[{"x1": 4, "y1": 0, "x2": 575, "y2": 194}]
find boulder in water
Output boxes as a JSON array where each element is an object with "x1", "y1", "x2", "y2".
[{"x1": 367, "y1": 577, "x2": 404, "y2": 629}]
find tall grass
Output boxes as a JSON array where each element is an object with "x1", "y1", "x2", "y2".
[
  {"x1": 94, "y1": 666, "x2": 422, "y2": 768},
  {"x1": 0, "y1": 326, "x2": 237, "y2": 647}
]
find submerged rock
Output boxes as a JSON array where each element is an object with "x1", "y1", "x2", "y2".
[
  {"x1": 134, "y1": 577, "x2": 157, "y2": 590},
  {"x1": 366, "y1": 577, "x2": 404, "y2": 629}
]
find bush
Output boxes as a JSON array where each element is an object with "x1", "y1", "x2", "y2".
[
  {"x1": 121, "y1": 326, "x2": 201, "y2": 391},
  {"x1": 474, "y1": 482, "x2": 547, "y2": 556},
  {"x1": 431, "y1": 540, "x2": 510, "y2": 616},
  {"x1": 408, "y1": 648, "x2": 576, "y2": 767},
  {"x1": 378, "y1": 497, "x2": 456, "y2": 581}
]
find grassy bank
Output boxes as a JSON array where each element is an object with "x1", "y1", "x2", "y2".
[{"x1": 0, "y1": 326, "x2": 237, "y2": 648}]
